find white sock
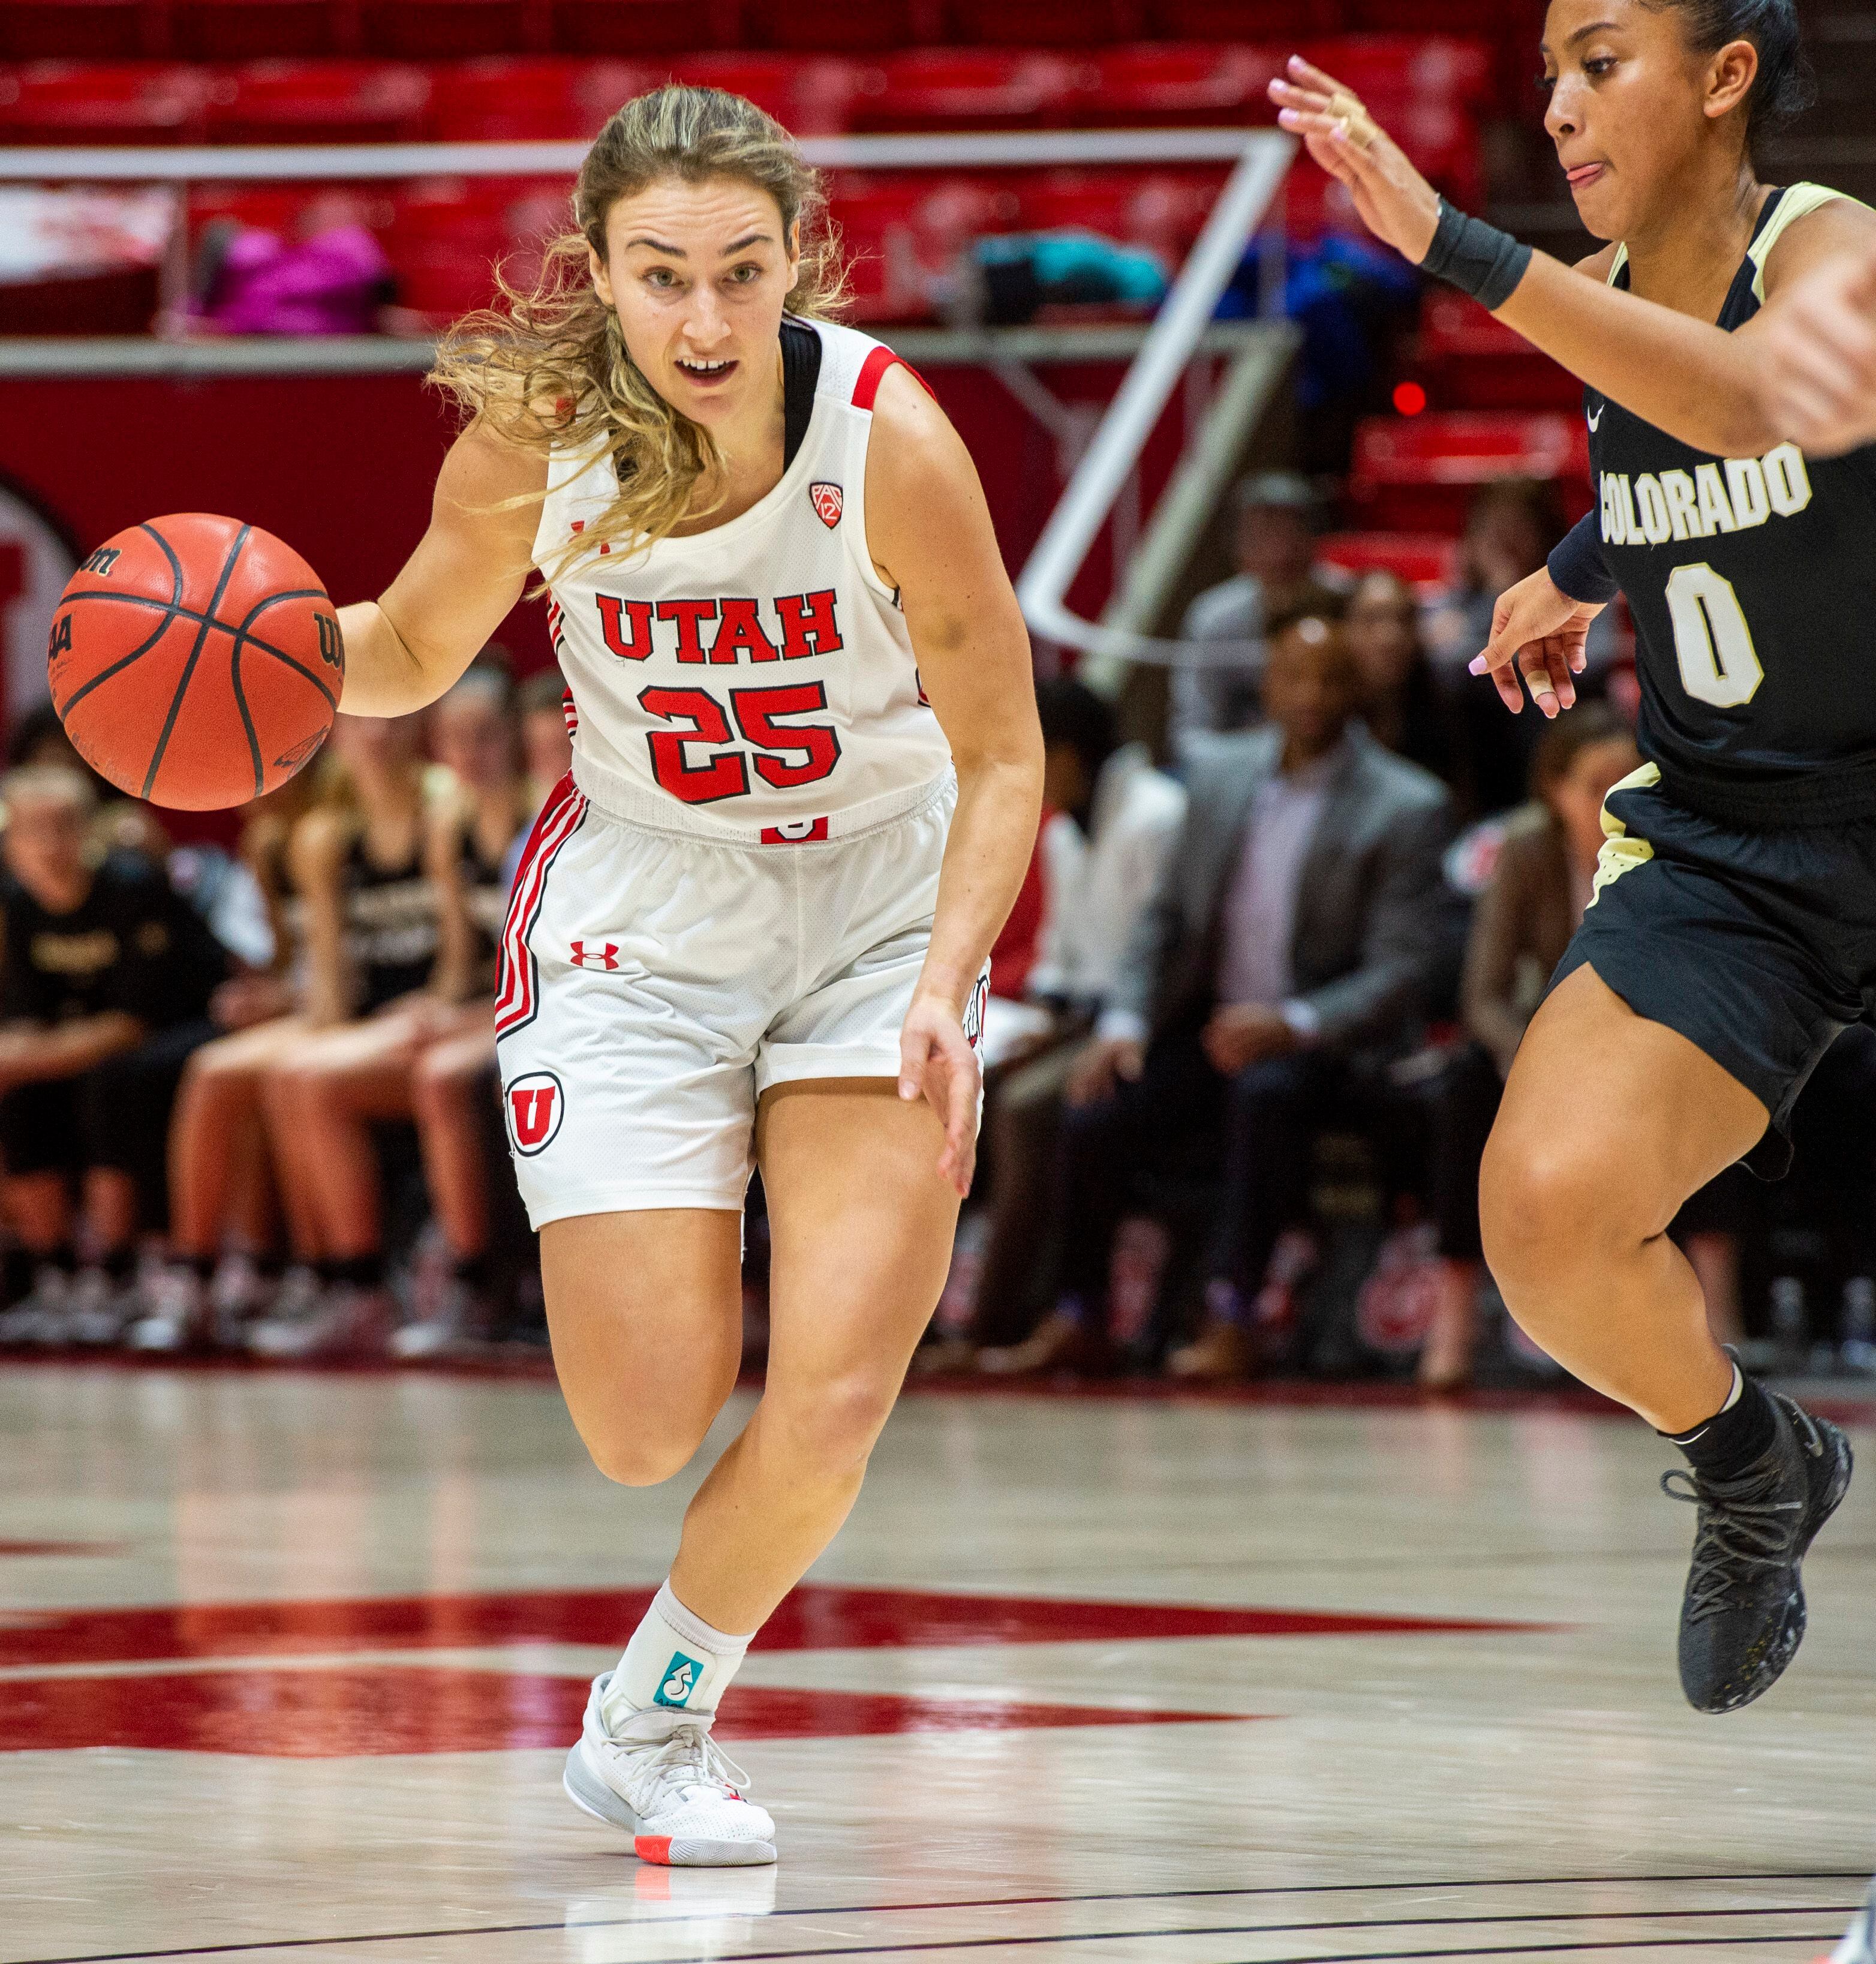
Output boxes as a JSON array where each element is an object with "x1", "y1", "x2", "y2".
[{"x1": 602, "y1": 1581, "x2": 754, "y2": 1731}]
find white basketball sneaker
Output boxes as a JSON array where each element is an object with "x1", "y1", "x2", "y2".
[{"x1": 562, "y1": 1671, "x2": 775, "y2": 1867}]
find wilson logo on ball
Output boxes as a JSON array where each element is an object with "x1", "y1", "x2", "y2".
[{"x1": 809, "y1": 482, "x2": 843, "y2": 528}]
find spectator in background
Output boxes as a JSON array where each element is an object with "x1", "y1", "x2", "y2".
[
  {"x1": 131, "y1": 765, "x2": 330, "y2": 1352},
  {"x1": 994, "y1": 609, "x2": 1454, "y2": 1380},
  {"x1": 242, "y1": 709, "x2": 471, "y2": 1358},
  {"x1": 1170, "y1": 472, "x2": 1353, "y2": 745},
  {"x1": 1344, "y1": 569, "x2": 1473, "y2": 816},
  {"x1": 0, "y1": 767, "x2": 234, "y2": 1344},
  {"x1": 519, "y1": 669, "x2": 575, "y2": 802},
  {"x1": 934, "y1": 679, "x2": 1185, "y2": 1368},
  {"x1": 1424, "y1": 480, "x2": 1621, "y2": 816},
  {"x1": 7, "y1": 699, "x2": 172, "y2": 865},
  {"x1": 396, "y1": 666, "x2": 537, "y2": 1356}
]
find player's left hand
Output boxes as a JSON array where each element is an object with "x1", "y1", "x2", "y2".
[
  {"x1": 1470, "y1": 568, "x2": 1603, "y2": 719},
  {"x1": 899, "y1": 995, "x2": 981, "y2": 1197},
  {"x1": 1268, "y1": 56, "x2": 1442, "y2": 265},
  {"x1": 1761, "y1": 242, "x2": 1876, "y2": 457}
]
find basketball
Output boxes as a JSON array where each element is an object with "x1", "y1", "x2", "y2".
[{"x1": 49, "y1": 512, "x2": 342, "y2": 810}]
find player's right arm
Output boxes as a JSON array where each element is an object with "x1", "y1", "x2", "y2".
[{"x1": 336, "y1": 424, "x2": 546, "y2": 718}]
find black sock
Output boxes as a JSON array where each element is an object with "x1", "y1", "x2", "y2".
[
  {"x1": 1, "y1": 1247, "x2": 33, "y2": 1305},
  {"x1": 1665, "y1": 1366, "x2": 1778, "y2": 1483},
  {"x1": 101, "y1": 1247, "x2": 136, "y2": 1283},
  {"x1": 45, "y1": 1244, "x2": 77, "y2": 1275},
  {"x1": 451, "y1": 1253, "x2": 492, "y2": 1290},
  {"x1": 187, "y1": 1253, "x2": 218, "y2": 1283},
  {"x1": 327, "y1": 1253, "x2": 383, "y2": 1289}
]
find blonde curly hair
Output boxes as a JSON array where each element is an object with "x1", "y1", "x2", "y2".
[{"x1": 430, "y1": 84, "x2": 847, "y2": 573}]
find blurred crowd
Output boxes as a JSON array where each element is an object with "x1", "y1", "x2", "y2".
[
  {"x1": 0, "y1": 655, "x2": 573, "y2": 1358},
  {"x1": 4, "y1": 473, "x2": 1875, "y2": 1380}
]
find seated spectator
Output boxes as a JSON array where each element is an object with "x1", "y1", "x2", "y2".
[
  {"x1": 930, "y1": 680, "x2": 1184, "y2": 1367},
  {"x1": 988, "y1": 609, "x2": 1454, "y2": 1381},
  {"x1": 1423, "y1": 480, "x2": 1621, "y2": 816},
  {"x1": 242, "y1": 708, "x2": 479, "y2": 1358},
  {"x1": 130, "y1": 769, "x2": 326, "y2": 1351},
  {"x1": 518, "y1": 668, "x2": 576, "y2": 815},
  {"x1": 1415, "y1": 705, "x2": 1649, "y2": 1386},
  {"x1": 1345, "y1": 569, "x2": 1474, "y2": 815},
  {"x1": 1169, "y1": 473, "x2": 1352, "y2": 745},
  {"x1": 0, "y1": 767, "x2": 233, "y2": 1344},
  {"x1": 6, "y1": 699, "x2": 172, "y2": 865},
  {"x1": 397, "y1": 666, "x2": 537, "y2": 1356}
]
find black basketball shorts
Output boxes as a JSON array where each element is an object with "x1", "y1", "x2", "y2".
[{"x1": 1551, "y1": 762, "x2": 1876, "y2": 1176}]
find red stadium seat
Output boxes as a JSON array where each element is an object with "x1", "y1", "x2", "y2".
[
  {"x1": 546, "y1": 0, "x2": 736, "y2": 56},
  {"x1": 847, "y1": 49, "x2": 1078, "y2": 134},
  {"x1": 1299, "y1": 34, "x2": 1493, "y2": 111},
  {"x1": 0, "y1": 0, "x2": 161, "y2": 61},
  {"x1": 429, "y1": 56, "x2": 655, "y2": 140},
  {"x1": 381, "y1": 177, "x2": 569, "y2": 323},
  {"x1": 1068, "y1": 44, "x2": 1284, "y2": 128},
  {"x1": 1414, "y1": 290, "x2": 1581, "y2": 412},
  {"x1": 1147, "y1": 1, "x2": 1342, "y2": 33},
  {"x1": 742, "y1": 0, "x2": 934, "y2": 55},
  {"x1": 1351, "y1": 410, "x2": 1591, "y2": 529},
  {"x1": 647, "y1": 53, "x2": 856, "y2": 136},
  {"x1": 828, "y1": 176, "x2": 1014, "y2": 323},
  {"x1": 948, "y1": 0, "x2": 1143, "y2": 47},
  {"x1": 0, "y1": 61, "x2": 210, "y2": 143},
  {"x1": 171, "y1": 0, "x2": 350, "y2": 61},
  {"x1": 357, "y1": 0, "x2": 542, "y2": 58},
  {"x1": 201, "y1": 60, "x2": 431, "y2": 145}
]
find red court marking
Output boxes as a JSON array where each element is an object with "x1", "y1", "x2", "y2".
[
  {"x1": 0, "y1": 1584, "x2": 1540, "y2": 1669},
  {"x1": 0, "y1": 1540, "x2": 124, "y2": 1557},
  {"x1": 0, "y1": 1670, "x2": 1262, "y2": 1756}
]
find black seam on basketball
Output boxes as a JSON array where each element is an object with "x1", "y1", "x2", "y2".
[
  {"x1": 229, "y1": 637, "x2": 263, "y2": 800},
  {"x1": 54, "y1": 603, "x2": 191, "y2": 718},
  {"x1": 141, "y1": 522, "x2": 250, "y2": 802},
  {"x1": 55, "y1": 591, "x2": 341, "y2": 711},
  {"x1": 139, "y1": 521, "x2": 186, "y2": 610}
]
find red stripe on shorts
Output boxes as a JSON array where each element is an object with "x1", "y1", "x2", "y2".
[{"x1": 494, "y1": 773, "x2": 583, "y2": 1037}]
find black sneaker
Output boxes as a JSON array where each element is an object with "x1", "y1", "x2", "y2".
[{"x1": 1663, "y1": 1390, "x2": 1852, "y2": 1713}]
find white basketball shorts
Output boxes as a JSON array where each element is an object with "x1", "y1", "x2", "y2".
[{"x1": 493, "y1": 771, "x2": 985, "y2": 1227}]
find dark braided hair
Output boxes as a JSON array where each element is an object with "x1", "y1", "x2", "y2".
[{"x1": 1640, "y1": 0, "x2": 1814, "y2": 148}]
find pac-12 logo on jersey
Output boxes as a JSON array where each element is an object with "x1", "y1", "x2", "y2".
[
  {"x1": 810, "y1": 481, "x2": 843, "y2": 528},
  {"x1": 504, "y1": 1070, "x2": 564, "y2": 1155}
]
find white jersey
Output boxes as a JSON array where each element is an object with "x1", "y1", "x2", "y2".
[{"x1": 536, "y1": 318, "x2": 955, "y2": 845}]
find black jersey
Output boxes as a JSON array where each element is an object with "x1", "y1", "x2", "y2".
[
  {"x1": 342, "y1": 825, "x2": 438, "y2": 1013},
  {"x1": 1585, "y1": 184, "x2": 1876, "y2": 827},
  {"x1": 0, "y1": 851, "x2": 226, "y2": 1029}
]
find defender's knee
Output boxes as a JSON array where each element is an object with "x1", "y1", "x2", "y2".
[{"x1": 1480, "y1": 1128, "x2": 1655, "y2": 1296}]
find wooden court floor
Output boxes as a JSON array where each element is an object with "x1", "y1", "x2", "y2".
[{"x1": 2, "y1": 1363, "x2": 1872, "y2": 1963}]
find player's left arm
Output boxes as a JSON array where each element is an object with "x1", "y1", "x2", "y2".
[
  {"x1": 865, "y1": 364, "x2": 1045, "y2": 1196},
  {"x1": 1270, "y1": 56, "x2": 1876, "y2": 459}
]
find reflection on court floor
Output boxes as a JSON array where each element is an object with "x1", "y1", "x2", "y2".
[{"x1": 1, "y1": 1365, "x2": 1870, "y2": 1963}]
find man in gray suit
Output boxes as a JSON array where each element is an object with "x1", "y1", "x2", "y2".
[{"x1": 1013, "y1": 606, "x2": 1457, "y2": 1381}]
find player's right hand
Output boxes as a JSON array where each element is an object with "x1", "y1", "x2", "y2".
[
  {"x1": 1066, "y1": 1035, "x2": 1144, "y2": 1108},
  {"x1": 1469, "y1": 569, "x2": 1603, "y2": 719}
]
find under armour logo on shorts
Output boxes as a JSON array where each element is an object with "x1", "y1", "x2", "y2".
[{"x1": 569, "y1": 940, "x2": 619, "y2": 969}]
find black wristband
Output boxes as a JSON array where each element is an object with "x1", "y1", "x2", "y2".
[
  {"x1": 1420, "y1": 198, "x2": 1533, "y2": 311},
  {"x1": 1547, "y1": 511, "x2": 1621, "y2": 607}
]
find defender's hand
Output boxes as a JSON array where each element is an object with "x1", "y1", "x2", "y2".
[
  {"x1": 1469, "y1": 569, "x2": 1604, "y2": 718},
  {"x1": 899, "y1": 993, "x2": 981, "y2": 1197},
  {"x1": 1761, "y1": 244, "x2": 1876, "y2": 456},
  {"x1": 1269, "y1": 56, "x2": 1441, "y2": 264}
]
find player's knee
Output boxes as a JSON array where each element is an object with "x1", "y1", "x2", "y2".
[
  {"x1": 582, "y1": 1416, "x2": 710, "y2": 1488},
  {"x1": 764, "y1": 1371, "x2": 895, "y2": 1477},
  {"x1": 1480, "y1": 1129, "x2": 1634, "y2": 1285}
]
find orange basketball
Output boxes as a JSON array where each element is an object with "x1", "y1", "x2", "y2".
[{"x1": 49, "y1": 512, "x2": 342, "y2": 810}]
